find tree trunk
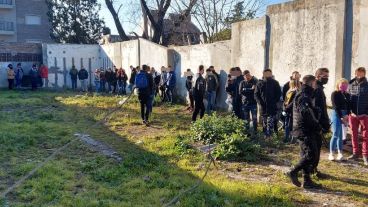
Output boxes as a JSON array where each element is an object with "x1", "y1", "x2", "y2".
[{"x1": 105, "y1": 0, "x2": 130, "y2": 41}]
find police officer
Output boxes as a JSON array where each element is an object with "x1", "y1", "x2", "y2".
[
  {"x1": 313, "y1": 68, "x2": 331, "y2": 177},
  {"x1": 192, "y1": 65, "x2": 206, "y2": 122},
  {"x1": 286, "y1": 75, "x2": 322, "y2": 189}
]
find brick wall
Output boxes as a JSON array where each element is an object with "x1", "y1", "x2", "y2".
[{"x1": 15, "y1": 0, "x2": 52, "y2": 43}]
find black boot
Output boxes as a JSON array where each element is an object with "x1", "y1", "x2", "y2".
[
  {"x1": 285, "y1": 169, "x2": 301, "y2": 187},
  {"x1": 303, "y1": 174, "x2": 322, "y2": 189}
]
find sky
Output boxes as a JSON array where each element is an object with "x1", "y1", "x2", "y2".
[{"x1": 98, "y1": 0, "x2": 291, "y2": 35}]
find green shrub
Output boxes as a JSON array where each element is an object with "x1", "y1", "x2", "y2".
[
  {"x1": 213, "y1": 133, "x2": 262, "y2": 161},
  {"x1": 190, "y1": 113, "x2": 245, "y2": 144},
  {"x1": 190, "y1": 113, "x2": 263, "y2": 162}
]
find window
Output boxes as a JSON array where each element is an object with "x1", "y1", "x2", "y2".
[
  {"x1": 25, "y1": 15, "x2": 41, "y2": 25},
  {"x1": 26, "y1": 39, "x2": 42, "y2": 43}
]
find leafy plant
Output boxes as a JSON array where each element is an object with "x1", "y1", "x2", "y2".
[
  {"x1": 190, "y1": 113, "x2": 263, "y2": 161},
  {"x1": 190, "y1": 113, "x2": 245, "y2": 144},
  {"x1": 213, "y1": 133, "x2": 262, "y2": 161}
]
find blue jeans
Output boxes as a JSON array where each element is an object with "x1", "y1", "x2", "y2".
[
  {"x1": 71, "y1": 79, "x2": 77, "y2": 90},
  {"x1": 262, "y1": 115, "x2": 275, "y2": 137},
  {"x1": 94, "y1": 81, "x2": 100, "y2": 93},
  {"x1": 330, "y1": 110, "x2": 346, "y2": 153},
  {"x1": 108, "y1": 82, "x2": 112, "y2": 93},
  {"x1": 118, "y1": 81, "x2": 127, "y2": 95},
  {"x1": 206, "y1": 91, "x2": 216, "y2": 114},
  {"x1": 242, "y1": 104, "x2": 258, "y2": 131}
]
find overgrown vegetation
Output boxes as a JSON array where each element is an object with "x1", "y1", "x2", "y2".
[
  {"x1": 190, "y1": 113, "x2": 262, "y2": 161},
  {"x1": 0, "y1": 90, "x2": 367, "y2": 207}
]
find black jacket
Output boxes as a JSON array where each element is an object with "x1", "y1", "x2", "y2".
[
  {"x1": 105, "y1": 70, "x2": 115, "y2": 83},
  {"x1": 292, "y1": 85, "x2": 322, "y2": 138},
  {"x1": 193, "y1": 74, "x2": 206, "y2": 99},
  {"x1": 78, "y1": 69, "x2": 88, "y2": 80},
  {"x1": 206, "y1": 73, "x2": 218, "y2": 92},
  {"x1": 239, "y1": 77, "x2": 258, "y2": 106},
  {"x1": 254, "y1": 78, "x2": 281, "y2": 115},
  {"x1": 129, "y1": 70, "x2": 137, "y2": 84},
  {"x1": 349, "y1": 77, "x2": 368, "y2": 116},
  {"x1": 186, "y1": 76, "x2": 193, "y2": 92},
  {"x1": 331, "y1": 91, "x2": 351, "y2": 118},
  {"x1": 313, "y1": 81, "x2": 330, "y2": 131}
]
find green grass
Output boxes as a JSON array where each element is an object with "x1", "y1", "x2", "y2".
[{"x1": 0, "y1": 89, "x2": 367, "y2": 207}]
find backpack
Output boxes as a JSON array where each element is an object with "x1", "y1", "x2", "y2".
[{"x1": 135, "y1": 71, "x2": 148, "y2": 89}]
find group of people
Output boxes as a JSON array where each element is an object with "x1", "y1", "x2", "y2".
[
  {"x1": 185, "y1": 65, "x2": 368, "y2": 189},
  {"x1": 114, "y1": 65, "x2": 176, "y2": 125},
  {"x1": 6, "y1": 63, "x2": 48, "y2": 90}
]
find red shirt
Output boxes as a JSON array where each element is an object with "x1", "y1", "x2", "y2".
[{"x1": 39, "y1": 66, "x2": 49, "y2": 78}]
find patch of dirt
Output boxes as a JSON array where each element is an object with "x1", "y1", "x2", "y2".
[{"x1": 75, "y1": 133, "x2": 123, "y2": 162}]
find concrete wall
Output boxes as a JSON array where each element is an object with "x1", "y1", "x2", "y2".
[
  {"x1": 352, "y1": 0, "x2": 368, "y2": 77},
  {"x1": 267, "y1": 0, "x2": 346, "y2": 98},
  {"x1": 43, "y1": 44, "x2": 100, "y2": 88},
  {"x1": 140, "y1": 38, "x2": 168, "y2": 70},
  {"x1": 169, "y1": 41, "x2": 231, "y2": 108},
  {"x1": 231, "y1": 17, "x2": 267, "y2": 78}
]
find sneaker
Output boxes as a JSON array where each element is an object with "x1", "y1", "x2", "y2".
[
  {"x1": 328, "y1": 153, "x2": 335, "y2": 161},
  {"x1": 285, "y1": 170, "x2": 301, "y2": 187},
  {"x1": 303, "y1": 180, "x2": 322, "y2": 189},
  {"x1": 363, "y1": 156, "x2": 368, "y2": 166},
  {"x1": 142, "y1": 120, "x2": 147, "y2": 125},
  {"x1": 336, "y1": 153, "x2": 344, "y2": 161},
  {"x1": 348, "y1": 154, "x2": 359, "y2": 161}
]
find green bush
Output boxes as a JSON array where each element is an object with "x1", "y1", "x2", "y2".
[
  {"x1": 190, "y1": 113, "x2": 263, "y2": 161},
  {"x1": 213, "y1": 133, "x2": 262, "y2": 161},
  {"x1": 190, "y1": 113, "x2": 245, "y2": 144}
]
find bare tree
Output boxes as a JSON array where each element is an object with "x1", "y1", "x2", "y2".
[
  {"x1": 183, "y1": 0, "x2": 266, "y2": 43},
  {"x1": 105, "y1": 0, "x2": 130, "y2": 41}
]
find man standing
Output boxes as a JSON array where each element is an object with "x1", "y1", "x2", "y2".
[
  {"x1": 78, "y1": 67, "x2": 89, "y2": 92},
  {"x1": 239, "y1": 70, "x2": 258, "y2": 133},
  {"x1": 349, "y1": 67, "x2": 368, "y2": 166},
  {"x1": 135, "y1": 65, "x2": 154, "y2": 125},
  {"x1": 286, "y1": 75, "x2": 322, "y2": 189},
  {"x1": 192, "y1": 65, "x2": 206, "y2": 122},
  {"x1": 159, "y1": 66, "x2": 168, "y2": 102},
  {"x1": 39, "y1": 64, "x2": 49, "y2": 88},
  {"x1": 232, "y1": 67, "x2": 244, "y2": 119},
  {"x1": 128, "y1": 65, "x2": 137, "y2": 93},
  {"x1": 15, "y1": 63, "x2": 24, "y2": 89},
  {"x1": 69, "y1": 66, "x2": 78, "y2": 90},
  {"x1": 166, "y1": 66, "x2": 176, "y2": 104},
  {"x1": 205, "y1": 68, "x2": 219, "y2": 114},
  {"x1": 255, "y1": 69, "x2": 281, "y2": 138},
  {"x1": 29, "y1": 64, "x2": 39, "y2": 91},
  {"x1": 313, "y1": 68, "x2": 331, "y2": 176}
]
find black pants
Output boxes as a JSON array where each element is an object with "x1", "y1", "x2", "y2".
[
  {"x1": 139, "y1": 96, "x2": 150, "y2": 121},
  {"x1": 192, "y1": 97, "x2": 205, "y2": 121},
  {"x1": 8, "y1": 79, "x2": 14, "y2": 90},
  {"x1": 188, "y1": 91, "x2": 194, "y2": 109},
  {"x1": 291, "y1": 135, "x2": 319, "y2": 177},
  {"x1": 312, "y1": 133, "x2": 323, "y2": 172},
  {"x1": 31, "y1": 78, "x2": 38, "y2": 90}
]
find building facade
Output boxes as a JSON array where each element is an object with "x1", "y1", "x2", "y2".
[{"x1": 0, "y1": 0, "x2": 52, "y2": 43}]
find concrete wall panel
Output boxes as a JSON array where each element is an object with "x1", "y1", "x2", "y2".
[
  {"x1": 43, "y1": 44, "x2": 100, "y2": 88},
  {"x1": 231, "y1": 17, "x2": 267, "y2": 78},
  {"x1": 268, "y1": 0, "x2": 346, "y2": 98},
  {"x1": 169, "y1": 41, "x2": 231, "y2": 108}
]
